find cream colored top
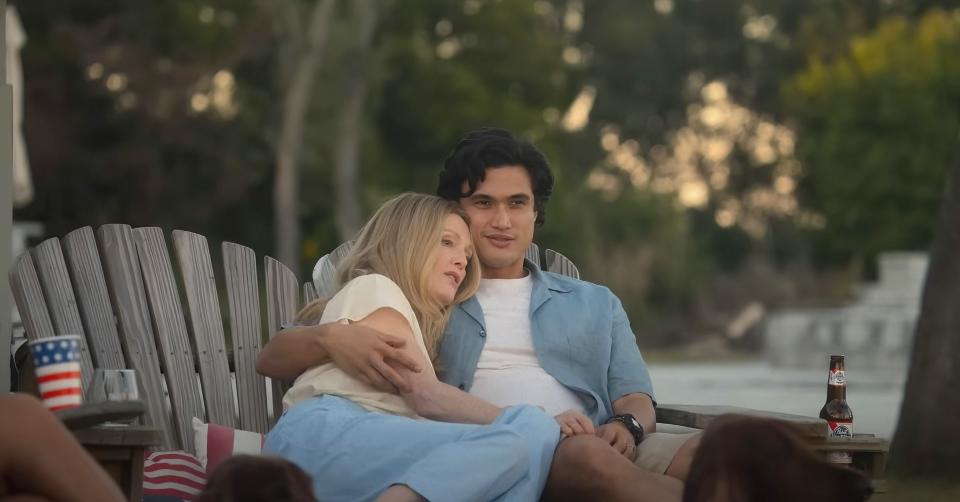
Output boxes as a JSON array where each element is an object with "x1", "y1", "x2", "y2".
[{"x1": 282, "y1": 274, "x2": 432, "y2": 417}]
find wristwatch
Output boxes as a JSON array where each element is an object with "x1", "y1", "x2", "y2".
[{"x1": 605, "y1": 414, "x2": 645, "y2": 445}]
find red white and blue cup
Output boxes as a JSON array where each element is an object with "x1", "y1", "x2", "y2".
[{"x1": 29, "y1": 335, "x2": 84, "y2": 411}]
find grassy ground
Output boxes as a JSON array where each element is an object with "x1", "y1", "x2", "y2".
[{"x1": 873, "y1": 479, "x2": 960, "y2": 501}]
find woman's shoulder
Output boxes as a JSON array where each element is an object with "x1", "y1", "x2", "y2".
[
  {"x1": 339, "y1": 273, "x2": 405, "y2": 298},
  {"x1": 322, "y1": 273, "x2": 413, "y2": 324}
]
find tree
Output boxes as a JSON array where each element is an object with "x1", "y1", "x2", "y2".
[
  {"x1": 889, "y1": 144, "x2": 960, "y2": 477},
  {"x1": 14, "y1": 0, "x2": 278, "y2": 252},
  {"x1": 273, "y1": 0, "x2": 336, "y2": 276},
  {"x1": 332, "y1": 0, "x2": 378, "y2": 240},
  {"x1": 785, "y1": 10, "x2": 960, "y2": 266}
]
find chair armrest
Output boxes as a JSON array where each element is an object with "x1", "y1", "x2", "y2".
[
  {"x1": 656, "y1": 403, "x2": 827, "y2": 438},
  {"x1": 54, "y1": 401, "x2": 146, "y2": 430}
]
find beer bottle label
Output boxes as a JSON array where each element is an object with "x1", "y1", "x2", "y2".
[
  {"x1": 829, "y1": 369, "x2": 846, "y2": 386},
  {"x1": 827, "y1": 420, "x2": 853, "y2": 439}
]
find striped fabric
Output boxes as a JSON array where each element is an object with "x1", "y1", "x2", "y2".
[
  {"x1": 192, "y1": 418, "x2": 265, "y2": 473},
  {"x1": 143, "y1": 450, "x2": 207, "y2": 501}
]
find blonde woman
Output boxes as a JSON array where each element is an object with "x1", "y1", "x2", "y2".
[{"x1": 264, "y1": 194, "x2": 581, "y2": 502}]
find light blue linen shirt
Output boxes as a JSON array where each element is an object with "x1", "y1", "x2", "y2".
[{"x1": 439, "y1": 260, "x2": 655, "y2": 424}]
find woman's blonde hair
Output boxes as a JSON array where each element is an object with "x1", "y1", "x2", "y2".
[{"x1": 297, "y1": 193, "x2": 480, "y2": 360}]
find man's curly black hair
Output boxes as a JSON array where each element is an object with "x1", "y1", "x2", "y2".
[{"x1": 436, "y1": 128, "x2": 554, "y2": 226}]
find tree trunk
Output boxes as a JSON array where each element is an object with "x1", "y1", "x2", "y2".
[
  {"x1": 274, "y1": 0, "x2": 336, "y2": 276},
  {"x1": 889, "y1": 143, "x2": 960, "y2": 477},
  {"x1": 333, "y1": 0, "x2": 378, "y2": 241}
]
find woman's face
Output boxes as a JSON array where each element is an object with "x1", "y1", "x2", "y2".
[{"x1": 428, "y1": 214, "x2": 473, "y2": 306}]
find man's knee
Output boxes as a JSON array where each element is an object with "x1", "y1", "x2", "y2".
[{"x1": 550, "y1": 435, "x2": 622, "y2": 485}]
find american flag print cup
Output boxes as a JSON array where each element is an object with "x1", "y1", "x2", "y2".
[{"x1": 29, "y1": 335, "x2": 83, "y2": 411}]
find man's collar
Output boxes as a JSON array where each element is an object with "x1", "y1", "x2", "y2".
[
  {"x1": 526, "y1": 258, "x2": 569, "y2": 313},
  {"x1": 456, "y1": 258, "x2": 572, "y2": 325},
  {"x1": 524, "y1": 258, "x2": 573, "y2": 293}
]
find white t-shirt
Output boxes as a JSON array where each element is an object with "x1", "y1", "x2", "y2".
[
  {"x1": 468, "y1": 274, "x2": 589, "y2": 416},
  {"x1": 282, "y1": 274, "x2": 431, "y2": 417}
]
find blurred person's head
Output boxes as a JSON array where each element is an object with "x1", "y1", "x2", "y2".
[
  {"x1": 297, "y1": 193, "x2": 480, "y2": 359},
  {"x1": 437, "y1": 128, "x2": 554, "y2": 279},
  {"x1": 683, "y1": 415, "x2": 873, "y2": 502},
  {"x1": 196, "y1": 455, "x2": 316, "y2": 502}
]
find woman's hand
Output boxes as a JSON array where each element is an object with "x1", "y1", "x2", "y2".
[
  {"x1": 320, "y1": 322, "x2": 422, "y2": 392},
  {"x1": 554, "y1": 409, "x2": 595, "y2": 437}
]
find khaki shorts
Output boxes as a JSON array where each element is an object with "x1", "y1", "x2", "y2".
[{"x1": 633, "y1": 431, "x2": 698, "y2": 473}]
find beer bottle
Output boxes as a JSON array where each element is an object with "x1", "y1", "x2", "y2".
[{"x1": 820, "y1": 354, "x2": 854, "y2": 464}]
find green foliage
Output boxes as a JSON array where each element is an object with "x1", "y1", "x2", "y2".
[
  {"x1": 14, "y1": 0, "x2": 960, "y2": 343},
  {"x1": 785, "y1": 9, "x2": 960, "y2": 265},
  {"x1": 372, "y1": 0, "x2": 573, "y2": 178},
  {"x1": 13, "y1": 0, "x2": 276, "y2": 254}
]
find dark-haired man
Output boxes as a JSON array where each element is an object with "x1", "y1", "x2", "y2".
[{"x1": 258, "y1": 128, "x2": 698, "y2": 501}]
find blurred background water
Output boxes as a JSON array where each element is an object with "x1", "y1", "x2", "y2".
[{"x1": 649, "y1": 360, "x2": 905, "y2": 438}]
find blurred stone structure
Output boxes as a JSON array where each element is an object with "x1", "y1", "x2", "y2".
[{"x1": 764, "y1": 252, "x2": 928, "y2": 370}]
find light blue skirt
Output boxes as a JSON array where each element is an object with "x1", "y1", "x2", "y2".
[{"x1": 264, "y1": 395, "x2": 560, "y2": 502}]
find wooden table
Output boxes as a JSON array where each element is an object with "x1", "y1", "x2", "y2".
[
  {"x1": 806, "y1": 433, "x2": 889, "y2": 490},
  {"x1": 53, "y1": 401, "x2": 162, "y2": 501},
  {"x1": 18, "y1": 346, "x2": 163, "y2": 500},
  {"x1": 73, "y1": 425, "x2": 161, "y2": 501},
  {"x1": 657, "y1": 404, "x2": 889, "y2": 486}
]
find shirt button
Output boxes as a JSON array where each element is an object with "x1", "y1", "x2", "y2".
[{"x1": 479, "y1": 329, "x2": 486, "y2": 337}]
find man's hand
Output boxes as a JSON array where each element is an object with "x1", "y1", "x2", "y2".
[
  {"x1": 554, "y1": 409, "x2": 595, "y2": 438},
  {"x1": 596, "y1": 422, "x2": 637, "y2": 460},
  {"x1": 322, "y1": 323, "x2": 423, "y2": 393}
]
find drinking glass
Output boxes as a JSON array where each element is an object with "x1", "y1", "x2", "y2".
[{"x1": 86, "y1": 369, "x2": 140, "y2": 425}]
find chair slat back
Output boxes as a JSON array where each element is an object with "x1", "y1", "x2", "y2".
[
  {"x1": 264, "y1": 256, "x2": 300, "y2": 417},
  {"x1": 62, "y1": 227, "x2": 125, "y2": 370},
  {"x1": 544, "y1": 249, "x2": 580, "y2": 280},
  {"x1": 330, "y1": 241, "x2": 352, "y2": 264},
  {"x1": 12, "y1": 224, "x2": 317, "y2": 450},
  {"x1": 172, "y1": 230, "x2": 236, "y2": 428},
  {"x1": 313, "y1": 241, "x2": 353, "y2": 298},
  {"x1": 265, "y1": 258, "x2": 301, "y2": 330},
  {"x1": 131, "y1": 227, "x2": 205, "y2": 452},
  {"x1": 98, "y1": 224, "x2": 178, "y2": 449},
  {"x1": 303, "y1": 283, "x2": 319, "y2": 303},
  {"x1": 312, "y1": 241, "x2": 353, "y2": 297},
  {"x1": 311, "y1": 255, "x2": 337, "y2": 298},
  {"x1": 9, "y1": 253, "x2": 56, "y2": 340},
  {"x1": 525, "y1": 243, "x2": 541, "y2": 268},
  {"x1": 223, "y1": 242, "x2": 271, "y2": 433},
  {"x1": 30, "y1": 238, "x2": 97, "y2": 390}
]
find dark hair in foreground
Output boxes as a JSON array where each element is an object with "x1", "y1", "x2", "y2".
[
  {"x1": 196, "y1": 455, "x2": 317, "y2": 502},
  {"x1": 684, "y1": 415, "x2": 873, "y2": 502},
  {"x1": 437, "y1": 127, "x2": 555, "y2": 226}
]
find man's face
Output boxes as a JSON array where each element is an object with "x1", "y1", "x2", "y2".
[{"x1": 460, "y1": 165, "x2": 536, "y2": 279}]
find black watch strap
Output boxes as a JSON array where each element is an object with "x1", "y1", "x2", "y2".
[{"x1": 605, "y1": 414, "x2": 645, "y2": 445}]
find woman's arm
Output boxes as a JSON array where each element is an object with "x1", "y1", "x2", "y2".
[
  {"x1": 256, "y1": 322, "x2": 422, "y2": 391},
  {"x1": 256, "y1": 324, "x2": 333, "y2": 382},
  {"x1": 357, "y1": 308, "x2": 504, "y2": 424}
]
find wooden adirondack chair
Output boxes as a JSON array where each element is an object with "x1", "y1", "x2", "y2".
[{"x1": 8, "y1": 225, "x2": 311, "y2": 498}]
